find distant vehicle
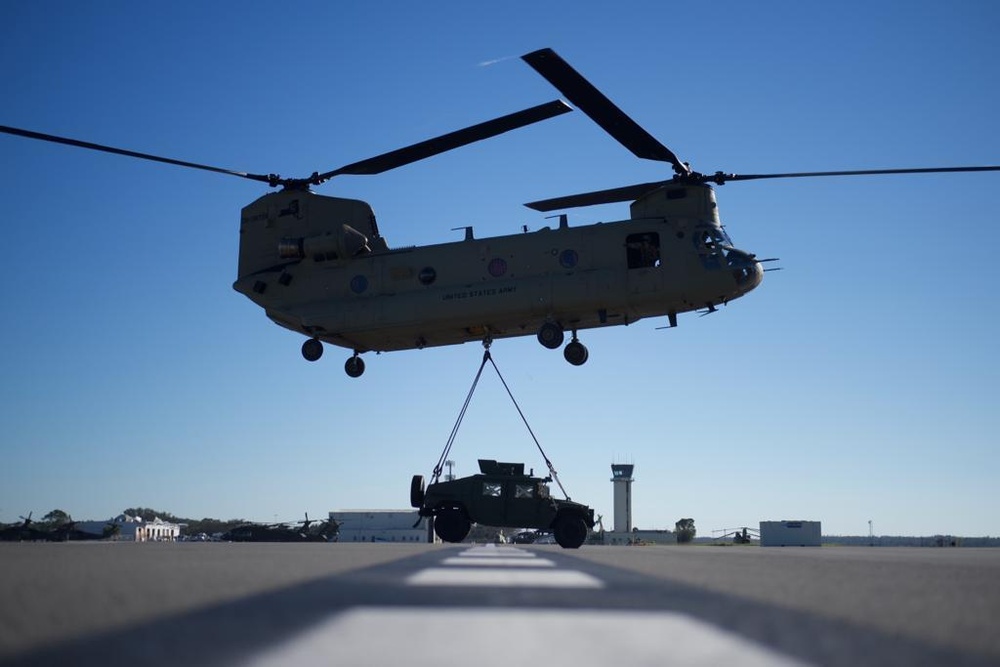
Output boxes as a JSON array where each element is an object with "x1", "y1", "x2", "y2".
[
  {"x1": 510, "y1": 530, "x2": 540, "y2": 544},
  {"x1": 411, "y1": 459, "x2": 595, "y2": 548}
]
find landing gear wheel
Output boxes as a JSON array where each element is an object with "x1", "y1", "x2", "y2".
[
  {"x1": 345, "y1": 355, "x2": 366, "y2": 378},
  {"x1": 410, "y1": 475, "x2": 425, "y2": 509},
  {"x1": 434, "y1": 507, "x2": 471, "y2": 543},
  {"x1": 537, "y1": 322, "x2": 564, "y2": 350},
  {"x1": 564, "y1": 339, "x2": 589, "y2": 366},
  {"x1": 301, "y1": 338, "x2": 323, "y2": 362},
  {"x1": 553, "y1": 514, "x2": 588, "y2": 549}
]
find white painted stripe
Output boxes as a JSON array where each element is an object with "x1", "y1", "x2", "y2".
[
  {"x1": 406, "y1": 567, "x2": 603, "y2": 588},
  {"x1": 441, "y1": 556, "x2": 555, "y2": 567},
  {"x1": 249, "y1": 607, "x2": 809, "y2": 667},
  {"x1": 457, "y1": 546, "x2": 534, "y2": 557}
]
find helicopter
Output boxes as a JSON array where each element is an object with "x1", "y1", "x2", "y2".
[
  {"x1": 0, "y1": 512, "x2": 114, "y2": 541},
  {"x1": 3, "y1": 48, "x2": 998, "y2": 378},
  {"x1": 221, "y1": 513, "x2": 338, "y2": 543},
  {"x1": 713, "y1": 526, "x2": 760, "y2": 544},
  {"x1": 0, "y1": 513, "x2": 45, "y2": 542}
]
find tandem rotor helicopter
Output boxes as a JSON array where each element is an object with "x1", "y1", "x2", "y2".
[{"x1": 3, "y1": 48, "x2": 998, "y2": 377}]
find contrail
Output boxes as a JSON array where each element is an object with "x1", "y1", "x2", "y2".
[{"x1": 478, "y1": 55, "x2": 516, "y2": 67}]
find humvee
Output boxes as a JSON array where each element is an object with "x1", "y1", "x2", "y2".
[{"x1": 410, "y1": 459, "x2": 595, "y2": 548}]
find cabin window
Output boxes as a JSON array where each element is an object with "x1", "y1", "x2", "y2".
[
  {"x1": 515, "y1": 484, "x2": 534, "y2": 499},
  {"x1": 626, "y1": 233, "x2": 661, "y2": 269},
  {"x1": 482, "y1": 482, "x2": 502, "y2": 497}
]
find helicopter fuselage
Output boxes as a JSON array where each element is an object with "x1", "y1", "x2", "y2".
[{"x1": 233, "y1": 182, "x2": 763, "y2": 363}]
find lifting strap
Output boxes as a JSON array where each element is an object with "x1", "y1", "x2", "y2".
[{"x1": 431, "y1": 347, "x2": 570, "y2": 500}]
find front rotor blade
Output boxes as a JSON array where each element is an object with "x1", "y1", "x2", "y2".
[
  {"x1": 525, "y1": 180, "x2": 668, "y2": 212},
  {"x1": 717, "y1": 165, "x2": 1000, "y2": 183},
  {"x1": 522, "y1": 48, "x2": 690, "y2": 177},
  {"x1": 0, "y1": 125, "x2": 275, "y2": 185},
  {"x1": 316, "y1": 99, "x2": 572, "y2": 182}
]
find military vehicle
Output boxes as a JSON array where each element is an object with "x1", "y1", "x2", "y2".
[{"x1": 411, "y1": 459, "x2": 595, "y2": 548}]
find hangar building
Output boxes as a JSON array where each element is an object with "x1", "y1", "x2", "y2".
[{"x1": 330, "y1": 510, "x2": 431, "y2": 543}]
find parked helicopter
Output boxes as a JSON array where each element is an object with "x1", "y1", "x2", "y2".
[
  {"x1": 221, "y1": 513, "x2": 338, "y2": 543},
  {"x1": 0, "y1": 513, "x2": 114, "y2": 541},
  {"x1": 2, "y1": 48, "x2": 997, "y2": 377},
  {"x1": 0, "y1": 513, "x2": 45, "y2": 542}
]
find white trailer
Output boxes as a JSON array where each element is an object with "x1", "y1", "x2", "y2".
[{"x1": 759, "y1": 520, "x2": 822, "y2": 547}]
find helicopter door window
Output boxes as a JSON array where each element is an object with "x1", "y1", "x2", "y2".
[{"x1": 626, "y1": 233, "x2": 661, "y2": 269}]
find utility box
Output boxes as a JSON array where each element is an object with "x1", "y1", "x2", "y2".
[{"x1": 759, "y1": 520, "x2": 821, "y2": 547}]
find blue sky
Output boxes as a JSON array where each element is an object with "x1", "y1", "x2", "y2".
[{"x1": 2, "y1": 2, "x2": 998, "y2": 536}]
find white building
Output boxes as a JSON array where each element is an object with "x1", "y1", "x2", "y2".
[
  {"x1": 759, "y1": 520, "x2": 822, "y2": 547},
  {"x1": 74, "y1": 514, "x2": 180, "y2": 542},
  {"x1": 330, "y1": 510, "x2": 431, "y2": 543}
]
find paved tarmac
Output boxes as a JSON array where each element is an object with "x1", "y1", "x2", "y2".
[{"x1": 0, "y1": 542, "x2": 997, "y2": 666}]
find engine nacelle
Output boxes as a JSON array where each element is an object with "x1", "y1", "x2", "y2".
[{"x1": 279, "y1": 224, "x2": 371, "y2": 261}]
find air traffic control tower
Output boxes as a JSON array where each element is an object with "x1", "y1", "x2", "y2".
[{"x1": 611, "y1": 463, "x2": 635, "y2": 533}]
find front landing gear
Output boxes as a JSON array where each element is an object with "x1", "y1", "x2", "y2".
[
  {"x1": 301, "y1": 338, "x2": 323, "y2": 362},
  {"x1": 345, "y1": 354, "x2": 366, "y2": 378}
]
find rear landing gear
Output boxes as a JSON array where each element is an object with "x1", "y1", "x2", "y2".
[{"x1": 345, "y1": 354, "x2": 366, "y2": 378}]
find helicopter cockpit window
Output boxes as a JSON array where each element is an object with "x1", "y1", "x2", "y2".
[
  {"x1": 694, "y1": 228, "x2": 730, "y2": 270},
  {"x1": 626, "y1": 233, "x2": 661, "y2": 269},
  {"x1": 482, "y1": 482, "x2": 502, "y2": 497}
]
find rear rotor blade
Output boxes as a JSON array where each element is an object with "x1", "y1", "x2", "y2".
[
  {"x1": 522, "y1": 48, "x2": 690, "y2": 177},
  {"x1": 0, "y1": 124, "x2": 277, "y2": 185},
  {"x1": 315, "y1": 99, "x2": 572, "y2": 182}
]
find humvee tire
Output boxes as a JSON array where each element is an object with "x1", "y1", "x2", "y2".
[
  {"x1": 410, "y1": 475, "x2": 425, "y2": 508},
  {"x1": 434, "y1": 507, "x2": 471, "y2": 543},
  {"x1": 553, "y1": 513, "x2": 588, "y2": 549}
]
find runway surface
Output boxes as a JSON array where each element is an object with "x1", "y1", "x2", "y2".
[{"x1": 1, "y1": 542, "x2": 998, "y2": 666}]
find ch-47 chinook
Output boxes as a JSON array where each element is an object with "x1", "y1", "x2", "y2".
[{"x1": 3, "y1": 48, "x2": 998, "y2": 378}]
